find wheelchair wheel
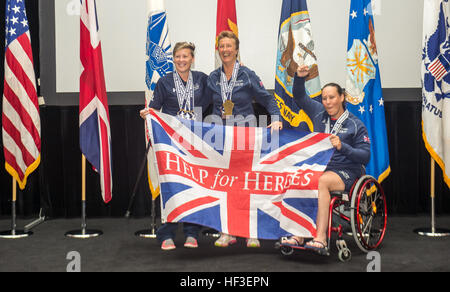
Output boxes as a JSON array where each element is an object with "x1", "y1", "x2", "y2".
[
  {"x1": 280, "y1": 245, "x2": 294, "y2": 256},
  {"x1": 350, "y1": 175, "x2": 387, "y2": 253}
]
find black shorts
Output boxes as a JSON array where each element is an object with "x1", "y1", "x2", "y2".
[{"x1": 325, "y1": 166, "x2": 363, "y2": 191}]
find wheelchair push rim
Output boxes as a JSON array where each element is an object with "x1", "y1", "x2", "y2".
[{"x1": 350, "y1": 175, "x2": 387, "y2": 253}]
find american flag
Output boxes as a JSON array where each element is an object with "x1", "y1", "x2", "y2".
[
  {"x1": 2, "y1": 0, "x2": 41, "y2": 190},
  {"x1": 79, "y1": 0, "x2": 112, "y2": 203},
  {"x1": 428, "y1": 54, "x2": 450, "y2": 82},
  {"x1": 147, "y1": 111, "x2": 335, "y2": 239}
]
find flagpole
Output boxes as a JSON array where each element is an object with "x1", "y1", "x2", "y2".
[
  {"x1": 414, "y1": 158, "x2": 450, "y2": 237},
  {"x1": 65, "y1": 155, "x2": 103, "y2": 239},
  {"x1": 134, "y1": 197, "x2": 157, "y2": 239},
  {"x1": 124, "y1": 140, "x2": 157, "y2": 238},
  {"x1": 0, "y1": 178, "x2": 33, "y2": 239}
]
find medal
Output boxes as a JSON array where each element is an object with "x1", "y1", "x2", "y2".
[{"x1": 222, "y1": 99, "x2": 235, "y2": 117}]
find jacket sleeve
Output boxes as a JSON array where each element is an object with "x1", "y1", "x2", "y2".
[
  {"x1": 148, "y1": 79, "x2": 165, "y2": 110},
  {"x1": 339, "y1": 122, "x2": 371, "y2": 165},
  {"x1": 292, "y1": 75, "x2": 323, "y2": 117},
  {"x1": 248, "y1": 70, "x2": 281, "y2": 119}
]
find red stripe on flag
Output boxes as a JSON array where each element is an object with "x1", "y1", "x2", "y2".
[
  {"x1": 3, "y1": 147, "x2": 25, "y2": 180},
  {"x1": 150, "y1": 110, "x2": 208, "y2": 159},
  {"x1": 273, "y1": 201, "x2": 317, "y2": 237},
  {"x1": 5, "y1": 49, "x2": 38, "y2": 108},
  {"x1": 167, "y1": 196, "x2": 220, "y2": 222},
  {"x1": 1, "y1": 113, "x2": 36, "y2": 167},
  {"x1": 3, "y1": 81, "x2": 41, "y2": 152},
  {"x1": 99, "y1": 117, "x2": 112, "y2": 203},
  {"x1": 261, "y1": 133, "x2": 330, "y2": 165},
  {"x1": 17, "y1": 33, "x2": 35, "y2": 65}
]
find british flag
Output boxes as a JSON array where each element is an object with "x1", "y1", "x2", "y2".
[
  {"x1": 79, "y1": 0, "x2": 112, "y2": 203},
  {"x1": 147, "y1": 111, "x2": 335, "y2": 240}
]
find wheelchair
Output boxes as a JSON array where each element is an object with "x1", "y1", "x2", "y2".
[{"x1": 279, "y1": 175, "x2": 387, "y2": 262}]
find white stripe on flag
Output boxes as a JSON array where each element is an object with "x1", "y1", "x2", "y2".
[
  {"x1": 4, "y1": 62, "x2": 40, "y2": 132},
  {"x1": 8, "y1": 37, "x2": 37, "y2": 92},
  {"x1": 1, "y1": 129, "x2": 28, "y2": 174},
  {"x1": 2, "y1": 97, "x2": 40, "y2": 159}
]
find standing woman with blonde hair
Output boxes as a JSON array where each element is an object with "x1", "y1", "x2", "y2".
[
  {"x1": 207, "y1": 31, "x2": 283, "y2": 248},
  {"x1": 140, "y1": 42, "x2": 212, "y2": 250}
]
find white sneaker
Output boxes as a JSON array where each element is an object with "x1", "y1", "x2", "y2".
[
  {"x1": 214, "y1": 233, "x2": 237, "y2": 247},
  {"x1": 246, "y1": 238, "x2": 260, "y2": 248}
]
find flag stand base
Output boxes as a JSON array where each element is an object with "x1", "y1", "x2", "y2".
[
  {"x1": 413, "y1": 228, "x2": 450, "y2": 237},
  {"x1": 65, "y1": 199, "x2": 102, "y2": 239},
  {"x1": 65, "y1": 229, "x2": 103, "y2": 239},
  {"x1": 413, "y1": 160, "x2": 450, "y2": 237},
  {"x1": 0, "y1": 230, "x2": 33, "y2": 239},
  {"x1": 0, "y1": 190, "x2": 33, "y2": 239},
  {"x1": 135, "y1": 201, "x2": 158, "y2": 239},
  {"x1": 202, "y1": 229, "x2": 220, "y2": 238},
  {"x1": 135, "y1": 229, "x2": 157, "y2": 239}
]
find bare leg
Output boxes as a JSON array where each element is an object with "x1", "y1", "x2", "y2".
[{"x1": 309, "y1": 171, "x2": 345, "y2": 247}]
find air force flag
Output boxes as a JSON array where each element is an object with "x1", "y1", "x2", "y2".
[
  {"x1": 422, "y1": 0, "x2": 450, "y2": 188},
  {"x1": 345, "y1": 0, "x2": 390, "y2": 183}
]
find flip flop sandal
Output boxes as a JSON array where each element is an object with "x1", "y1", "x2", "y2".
[
  {"x1": 305, "y1": 240, "x2": 329, "y2": 256},
  {"x1": 281, "y1": 236, "x2": 304, "y2": 246}
]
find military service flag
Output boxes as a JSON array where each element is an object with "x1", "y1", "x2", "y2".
[
  {"x1": 422, "y1": 0, "x2": 450, "y2": 188},
  {"x1": 215, "y1": 0, "x2": 239, "y2": 68},
  {"x1": 275, "y1": 0, "x2": 321, "y2": 131},
  {"x1": 345, "y1": 0, "x2": 390, "y2": 183},
  {"x1": 145, "y1": 0, "x2": 174, "y2": 199}
]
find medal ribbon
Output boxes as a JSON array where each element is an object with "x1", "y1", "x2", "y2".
[
  {"x1": 325, "y1": 109, "x2": 349, "y2": 135},
  {"x1": 220, "y1": 61, "x2": 240, "y2": 104},
  {"x1": 173, "y1": 71, "x2": 196, "y2": 120}
]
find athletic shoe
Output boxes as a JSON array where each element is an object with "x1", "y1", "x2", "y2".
[
  {"x1": 161, "y1": 238, "x2": 176, "y2": 251},
  {"x1": 246, "y1": 238, "x2": 260, "y2": 248},
  {"x1": 184, "y1": 236, "x2": 198, "y2": 248},
  {"x1": 214, "y1": 233, "x2": 237, "y2": 247}
]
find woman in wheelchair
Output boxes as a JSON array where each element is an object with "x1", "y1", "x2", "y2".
[{"x1": 282, "y1": 65, "x2": 371, "y2": 252}]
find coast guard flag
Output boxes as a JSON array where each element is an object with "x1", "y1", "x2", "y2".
[
  {"x1": 2, "y1": 0, "x2": 41, "y2": 190},
  {"x1": 345, "y1": 0, "x2": 390, "y2": 183},
  {"x1": 146, "y1": 110, "x2": 335, "y2": 239},
  {"x1": 275, "y1": 0, "x2": 321, "y2": 131},
  {"x1": 145, "y1": 0, "x2": 174, "y2": 199},
  {"x1": 79, "y1": 0, "x2": 112, "y2": 203},
  {"x1": 422, "y1": 0, "x2": 450, "y2": 188},
  {"x1": 215, "y1": 0, "x2": 239, "y2": 68}
]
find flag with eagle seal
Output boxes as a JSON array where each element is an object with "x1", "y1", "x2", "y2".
[{"x1": 422, "y1": 0, "x2": 450, "y2": 188}]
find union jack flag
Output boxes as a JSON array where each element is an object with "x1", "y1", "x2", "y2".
[
  {"x1": 147, "y1": 111, "x2": 335, "y2": 240},
  {"x1": 79, "y1": 0, "x2": 112, "y2": 203},
  {"x1": 2, "y1": 0, "x2": 40, "y2": 190}
]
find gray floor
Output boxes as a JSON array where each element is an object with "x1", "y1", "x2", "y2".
[{"x1": 0, "y1": 215, "x2": 449, "y2": 272}]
